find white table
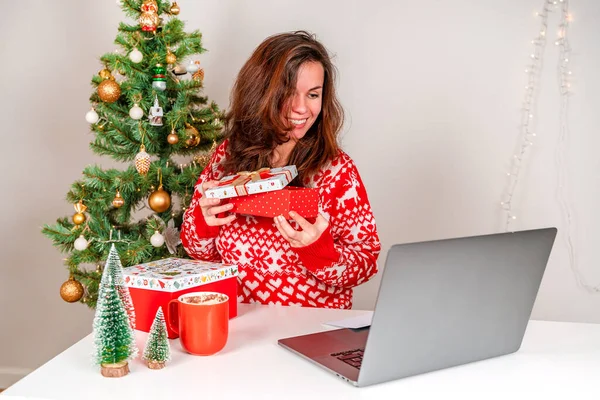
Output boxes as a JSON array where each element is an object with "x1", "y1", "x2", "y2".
[{"x1": 2, "y1": 304, "x2": 599, "y2": 400}]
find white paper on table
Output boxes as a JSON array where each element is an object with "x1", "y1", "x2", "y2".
[{"x1": 323, "y1": 311, "x2": 373, "y2": 329}]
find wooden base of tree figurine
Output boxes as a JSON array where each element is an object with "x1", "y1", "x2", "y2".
[
  {"x1": 147, "y1": 360, "x2": 165, "y2": 370},
  {"x1": 143, "y1": 306, "x2": 171, "y2": 369},
  {"x1": 101, "y1": 361, "x2": 130, "y2": 377},
  {"x1": 93, "y1": 244, "x2": 138, "y2": 377}
]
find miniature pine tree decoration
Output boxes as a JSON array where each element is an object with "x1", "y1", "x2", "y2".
[
  {"x1": 42, "y1": 0, "x2": 224, "y2": 309},
  {"x1": 93, "y1": 244, "x2": 138, "y2": 378},
  {"x1": 107, "y1": 246, "x2": 137, "y2": 330},
  {"x1": 143, "y1": 306, "x2": 171, "y2": 369}
]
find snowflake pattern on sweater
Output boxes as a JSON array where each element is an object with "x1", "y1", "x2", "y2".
[{"x1": 180, "y1": 140, "x2": 381, "y2": 309}]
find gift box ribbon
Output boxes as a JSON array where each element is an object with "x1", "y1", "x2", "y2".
[{"x1": 218, "y1": 167, "x2": 294, "y2": 196}]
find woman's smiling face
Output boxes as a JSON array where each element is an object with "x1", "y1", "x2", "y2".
[{"x1": 283, "y1": 61, "x2": 324, "y2": 140}]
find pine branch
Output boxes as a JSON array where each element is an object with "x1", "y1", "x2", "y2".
[
  {"x1": 120, "y1": 0, "x2": 143, "y2": 20},
  {"x1": 42, "y1": 222, "x2": 78, "y2": 253},
  {"x1": 90, "y1": 140, "x2": 138, "y2": 161},
  {"x1": 118, "y1": 22, "x2": 142, "y2": 34}
]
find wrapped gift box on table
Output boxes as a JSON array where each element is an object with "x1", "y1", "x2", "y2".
[
  {"x1": 122, "y1": 258, "x2": 238, "y2": 339},
  {"x1": 228, "y1": 187, "x2": 319, "y2": 219}
]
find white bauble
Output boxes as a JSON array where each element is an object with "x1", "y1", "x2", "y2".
[
  {"x1": 150, "y1": 231, "x2": 165, "y2": 247},
  {"x1": 85, "y1": 109, "x2": 99, "y2": 124},
  {"x1": 74, "y1": 235, "x2": 89, "y2": 251},
  {"x1": 186, "y1": 61, "x2": 199, "y2": 73},
  {"x1": 129, "y1": 103, "x2": 144, "y2": 120},
  {"x1": 129, "y1": 48, "x2": 143, "y2": 63},
  {"x1": 152, "y1": 81, "x2": 167, "y2": 91}
]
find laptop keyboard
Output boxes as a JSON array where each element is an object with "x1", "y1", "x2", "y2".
[{"x1": 330, "y1": 348, "x2": 365, "y2": 369}]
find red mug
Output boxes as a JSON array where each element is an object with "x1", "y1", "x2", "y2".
[{"x1": 166, "y1": 292, "x2": 229, "y2": 356}]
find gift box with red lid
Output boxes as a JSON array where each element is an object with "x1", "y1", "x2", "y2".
[
  {"x1": 122, "y1": 258, "x2": 238, "y2": 339},
  {"x1": 204, "y1": 165, "x2": 298, "y2": 199},
  {"x1": 227, "y1": 187, "x2": 319, "y2": 219}
]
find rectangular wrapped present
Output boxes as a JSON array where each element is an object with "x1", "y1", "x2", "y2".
[
  {"x1": 122, "y1": 258, "x2": 238, "y2": 339},
  {"x1": 227, "y1": 187, "x2": 319, "y2": 219},
  {"x1": 204, "y1": 165, "x2": 297, "y2": 199}
]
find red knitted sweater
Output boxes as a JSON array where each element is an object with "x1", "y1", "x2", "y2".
[{"x1": 180, "y1": 140, "x2": 381, "y2": 309}]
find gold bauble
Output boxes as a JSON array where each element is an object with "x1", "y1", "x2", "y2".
[
  {"x1": 167, "y1": 130, "x2": 179, "y2": 145},
  {"x1": 186, "y1": 136, "x2": 200, "y2": 147},
  {"x1": 112, "y1": 190, "x2": 125, "y2": 208},
  {"x1": 170, "y1": 1, "x2": 180, "y2": 15},
  {"x1": 60, "y1": 276, "x2": 84, "y2": 303},
  {"x1": 98, "y1": 79, "x2": 121, "y2": 103},
  {"x1": 192, "y1": 68, "x2": 204, "y2": 82},
  {"x1": 148, "y1": 185, "x2": 171, "y2": 213},
  {"x1": 166, "y1": 51, "x2": 177, "y2": 65},
  {"x1": 99, "y1": 68, "x2": 113, "y2": 80},
  {"x1": 186, "y1": 135, "x2": 200, "y2": 147},
  {"x1": 184, "y1": 123, "x2": 200, "y2": 147},
  {"x1": 72, "y1": 212, "x2": 86, "y2": 225}
]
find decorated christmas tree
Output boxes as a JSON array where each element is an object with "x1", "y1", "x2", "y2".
[
  {"x1": 93, "y1": 244, "x2": 138, "y2": 377},
  {"x1": 142, "y1": 306, "x2": 171, "y2": 369},
  {"x1": 42, "y1": 0, "x2": 224, "y2": 308}
]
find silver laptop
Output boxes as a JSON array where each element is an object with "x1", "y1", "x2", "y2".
[{"x1": 278, "y1": 227, "x2": 557, "y2": 387}]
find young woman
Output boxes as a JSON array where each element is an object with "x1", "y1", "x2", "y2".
[{"x1": 181, "y1": 31, "x2": 380, "y2": 308}]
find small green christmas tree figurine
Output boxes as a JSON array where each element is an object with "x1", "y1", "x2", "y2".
[
  {"x1": 107, "y1": 245, "x2": 137, "y2": 330},
  {"x1": 143, "y1": 306, "x2": 171, "y2": 369},
  {"x1": 93, "y1": 244, "x2": 138, "y2": 377}
]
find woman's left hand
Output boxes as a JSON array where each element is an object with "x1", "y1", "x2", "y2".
[{"x1": 274, "y1": 211, "x2": 329, "y2": 248}]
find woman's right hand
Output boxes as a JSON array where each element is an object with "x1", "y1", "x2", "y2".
[{"x1": 199, "y1": 180, "x2": 237, "y2": 226}]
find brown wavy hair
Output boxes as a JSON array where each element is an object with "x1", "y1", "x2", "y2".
[{"x1": 220, "y1": 30, "x2": 344, "y2": 185}]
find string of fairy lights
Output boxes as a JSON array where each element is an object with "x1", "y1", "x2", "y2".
[
  {"x1": 502, "y1": 0, "x2": 599, "y2": 293},
  {"x1": 554, "y1": 1, "x2": 599, "y2": 293},
  {"x1": 501, "y1": 1, "x2": 551, "y2": 228}
]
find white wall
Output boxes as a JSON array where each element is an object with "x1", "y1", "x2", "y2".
[{"x1": 1, "y1": 0, "x2": 599, "y2": 385}]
